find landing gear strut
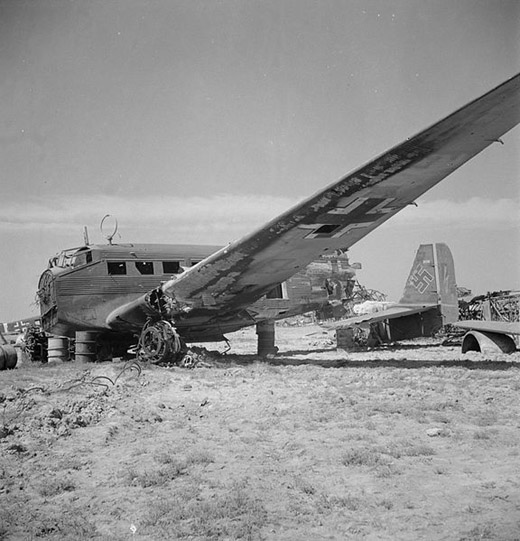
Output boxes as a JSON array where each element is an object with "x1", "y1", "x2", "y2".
[
  {"x1": 256, "y1": 320, "x2": 278, "y2": 357},
  {"x1": 138, "y1": 320, "x2": 185, "y2": 364}
]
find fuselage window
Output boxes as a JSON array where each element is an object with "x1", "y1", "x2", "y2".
[
  {"x1": 107, "y1": 261, "x2": 127, "y2": 275},
  {"x1": 135, "y1": 261, "x2": 154, "y2": 275},
  {"x1": 266, "y1": 283, "x2": 284, "y2": 299},
  {"x1": 162, "y1": 261, "x2": 183, "y2": 274}
]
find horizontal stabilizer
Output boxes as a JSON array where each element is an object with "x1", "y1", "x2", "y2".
[{"x1": 327, "y1": 304, "x2": 437, "y2": 329}]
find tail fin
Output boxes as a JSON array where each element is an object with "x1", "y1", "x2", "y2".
[{"x1": 399, "y1": 243, "x2": 458, "y2": 323}]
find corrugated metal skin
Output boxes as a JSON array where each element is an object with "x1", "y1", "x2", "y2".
[
  {"x1": 44, "y1": 244, "x2": 221, "y2": 336},
  {"x1": 53, "y1": 244, "x2": 221, "y2": 297},
  {"x1": 56, "y1": 275, "x2": 169, "y2": 296}
]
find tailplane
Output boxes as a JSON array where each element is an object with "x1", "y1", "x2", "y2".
[{"x1": 399, "y1": 243, "x2": 458, "y2": 323}]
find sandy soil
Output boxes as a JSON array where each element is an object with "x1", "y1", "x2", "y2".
[{"x1": 1, "y1": 324, "x2": 520, "y2": 540}]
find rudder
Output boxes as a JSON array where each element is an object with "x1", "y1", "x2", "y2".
[
  {"x1": 399, "y1": 243, "x2": 458, "y2": 324},
  {"x1": 433, "y1": 243, "x2": 458, "y2": 324}
]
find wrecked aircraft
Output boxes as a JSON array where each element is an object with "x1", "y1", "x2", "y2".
[
  {"x1": 25, "y1": 72, "x2": 520, "y2": 363},
  {"x1": 455, "y1": 291, "x2": 520, "y2": 353},
  {"x1": 37, "y1": 244, "x2": 358, "y2": 361},
  {"x1": 331, "y1": 243, "x2": 459, "y2": 347},
  {"x1": 0, "y1": 317, "x2": 41, "y2": 370},
  {"x1": 0, "y1": 317, "x2": 41, "y2": 345}
]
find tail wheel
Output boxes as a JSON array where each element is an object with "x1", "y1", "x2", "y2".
[{"x1": 138, "y1": 320, "x2": 184, "y2": 364}]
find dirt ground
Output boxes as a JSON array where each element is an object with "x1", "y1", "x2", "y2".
[{"x1": 1, "y1": 324, "x2": 520, "y2": 541}]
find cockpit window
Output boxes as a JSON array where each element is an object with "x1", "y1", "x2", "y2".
[
  {"x1": 49, "y1": 248, "x2": 92, "y2": 269},
  {"x1": 72, "y1": 251, "x2": 92, "y2": 267},
  {"x1": 135, "y1": 261, "x2": 154, "y2": 275},
  {"x1": 107, "y1": 261, "x2": 127, "y2": 275}
]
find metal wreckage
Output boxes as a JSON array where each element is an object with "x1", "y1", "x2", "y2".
[{"x1": 1, "y1": 72, "x2": 519, "y2": 368}]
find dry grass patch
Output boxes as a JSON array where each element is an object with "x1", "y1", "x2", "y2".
[
  {"x1": 341, "y1": 439, "x2": 435, "y2": 469},
  {"x1": 38, "y1": 476, "x2": 76, "y2": 498},
  {"x1": 139, "y1": 481, "x2": 267, "y2": 540},
  {"x1": 342, "y1": 447, "x2": 393, "y2": 468}
]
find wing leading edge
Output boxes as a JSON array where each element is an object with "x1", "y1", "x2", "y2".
[
  {"x1": 107, "y1": 73, "x2": 520, "y2": 333},
  {"x1": 454, "y1": 320, "x2": 520, "y2": 336}
]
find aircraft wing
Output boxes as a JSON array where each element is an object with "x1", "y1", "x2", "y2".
[
  {"x1": 107, "y1": 73, "x2": 520, "y2": 332},
  {"x1": 324, "y1": 304, "x2": 438, "y2": 329},
  {"x1": 454, "y1": 320, "x2": 520, "y2": 336}
]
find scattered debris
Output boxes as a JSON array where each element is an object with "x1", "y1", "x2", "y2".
[
  {"x1": 459, "y1": 290, "x2": 520, "y2": 324},
  {"x1": 24, "y1": 324, "x2": 48, "y2": 363}
]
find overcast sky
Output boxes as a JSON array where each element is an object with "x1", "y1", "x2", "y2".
[{"x1": 1, "y1": 0, "x2": 519, "y2": 321}]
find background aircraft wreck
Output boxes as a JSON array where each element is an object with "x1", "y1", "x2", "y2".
[
  {"x1": 331, "y1": 253, "x2": 520, "y2": 354},
  {"x1": 4, "y1": 72, "x2": 520, "y2": 366},
  {"x1": 0, "y1": 317, "x2": 41, "y2": 346},
  {"x1": 454, "y1": 291, "x2": 520, "y2": 354},
  {"x1": 331, "y1": 243, "x2": 459, "y2": 348},
  {"x1": 0, "y1": 317, "x2": 41, "y2": 370}
]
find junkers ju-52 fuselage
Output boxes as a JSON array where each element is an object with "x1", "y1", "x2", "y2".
[{"x1": 37, "y1": 242, "x2": 357, "y2": 360}]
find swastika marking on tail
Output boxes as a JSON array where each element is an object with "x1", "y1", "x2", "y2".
[{"x1": 409, "y1": 265, "x2": 434, "y2": 294}]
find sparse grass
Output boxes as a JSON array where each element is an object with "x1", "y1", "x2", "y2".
[
  {"x1": 0, "y1": 510, "x2": 12, "y2": 540},
  {"x1": 374, "y1": 463, "x2": 402, "y2": 478},
  {"x1": 317, "y1": 492, "x2": 362, "y2": 513},
  {"x1": 154, "y1": 448, "x2": 215, "y2": 467},
  {"x1": 342, "y1": 440, "x2": 435, "y2": 468},
  {"x1": 465, "y1": 504, "x2": 483, "y2": 514},
  {"x1": 49, "y1": 456, "x2": 86, "y2": 471},
  {"x1": 140, "y1": 482, "x2": 267, "y2": 539},
  {"x1": 376, "y1": 497, "x2": 394, "y2": 510},
  {"x1": 459, "y1": 522, "x2": 496, "y2": 540},
  {"x1": 25, "y1": 507, "x2": 99, "y2": 540},
  {"x1": 431, "y1": 412, "x2": 451, "y2": 424},
  {"x1": 378, "y1": 440, "x2": 436, "y2": 458},
  {"x1": 121, "y1": 450, "x2": 215, "y2": 488},
  {"x1": 104, "y1": 423, "x2": 119, "y2": 443},
  {"x1": 123, "y1": 461, "x2": 188, "y2": 487},
  {"x1": 291, "y1": 475, "x2": 316, "y2": 495},
  {"x1": 38, "y1": 476, "x2": 76, "y2": 497},
  {"x1": 341, "y1": 447, "x2": 392, "y2": 467},
  {"x1": 473, "y1": 429, "x2": 497, "y2": 440}
]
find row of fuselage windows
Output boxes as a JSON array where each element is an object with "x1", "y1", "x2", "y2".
[{"x1": 107, "y1": 260, "x2": 201, "y2": 276}]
